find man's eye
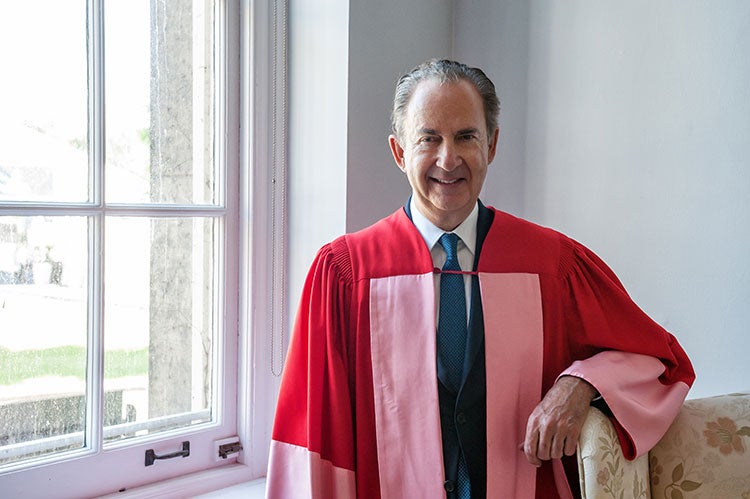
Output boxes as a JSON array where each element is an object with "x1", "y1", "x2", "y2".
[
  {"x1": 419, "y1": 136, "x2": 438, "y2": 143},
  {"x1": 458, "y1": 134, "x2": 477, "y2": 141}
]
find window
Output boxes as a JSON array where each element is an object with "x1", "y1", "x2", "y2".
[{"x1": 0, "y1": 0, "x2": 261, "y2": 495}]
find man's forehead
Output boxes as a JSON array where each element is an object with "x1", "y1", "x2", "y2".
[{"x1": 404, "y1": 80, "x2": 485, "y2": 125}]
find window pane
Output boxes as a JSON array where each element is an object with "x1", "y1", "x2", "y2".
[
  {"x1": 0, "y1": 217, "x2": 88, "y2": 465},
  {"x1": 0, "y1": 3, "x2": 88, "y2": 203},
  {"x1": 104, "y1": 0, "x2": 217, "y2": 205},
  {"x1": 103, "y1": 217, "x2": 216, "y2": 442}
]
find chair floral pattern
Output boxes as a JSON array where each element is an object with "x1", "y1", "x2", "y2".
[
  {"x1": 578, "y1": 392, "x2": 750, "y2": 499},
  {"x1": 649, "y1": 393, "x2": 750, "y2": 498},
  {"x1": 577, "y1": 406, "x2": 651, "y2": 498}
]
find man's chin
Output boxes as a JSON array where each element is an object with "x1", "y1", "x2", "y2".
[{"x1": 422, "y1": 199, "x2": 476, "y2": 229}]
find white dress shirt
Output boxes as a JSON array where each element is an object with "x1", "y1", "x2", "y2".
[{"x1": 409, "y1": 198, "x2": 478, "y2": 325}]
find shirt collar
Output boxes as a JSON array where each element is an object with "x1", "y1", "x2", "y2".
[{"x1": 410, "y1": 198, "x2": 478, "y2": 255}]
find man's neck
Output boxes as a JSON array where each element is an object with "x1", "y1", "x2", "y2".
[{"x1": 410, "y1": 198, "x2": 478, "y2": 255}]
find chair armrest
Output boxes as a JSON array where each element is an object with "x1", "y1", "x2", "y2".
[{"x1": 577, "y1": 407, "x2": 651, "y2": 498}]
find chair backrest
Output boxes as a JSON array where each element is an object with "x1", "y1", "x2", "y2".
[
  {"x1": 577, "y1": 392, "x2": 750, "y2": 498},
  {"x1": 649, "y1": 392, "x2": 750, "y2": 498}
]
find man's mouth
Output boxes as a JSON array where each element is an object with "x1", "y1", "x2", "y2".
[{"x1": 432, "y1": 177, "x2": 463, "y2": 185}]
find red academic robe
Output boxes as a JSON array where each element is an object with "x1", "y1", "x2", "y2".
[{"x1": 266, "y1": 207, "x2": 694, "y2": 499}]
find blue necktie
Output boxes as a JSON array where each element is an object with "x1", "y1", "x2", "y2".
[
  {"x1": 438, "y1": 233, "x2": 471, "y2": 499},
  {"x1": 438, "y1": 233, "x2": 467, "y2": 390}
]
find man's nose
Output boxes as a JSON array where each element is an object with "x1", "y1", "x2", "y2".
[{"x1": 436, "y1": 140, "x2": 461, "y2": 171}]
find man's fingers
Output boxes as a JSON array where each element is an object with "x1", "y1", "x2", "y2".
[
  {"x1": 536, "y1": 423, "x2": 553, "y2": 461},
  {"x1": 522, "y1": 425, "x2": 542, "y2": 467},
  {"x1": 564, "y1": 429, "x2": 580, "y2": 457},
  {"x1": 521, "y1": 377, "x2": 594, "y2": 467},
  {"x1": 550, "y1": 433, "x2": 565, "y2": 460}
]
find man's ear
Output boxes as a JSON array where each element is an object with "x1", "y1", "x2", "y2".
[
  {"x1": 487, "y1": 127, "x2": 499, "y2": 163},
  {"x1": 388, "y1": 134, "x2": 406, "y2": 172}
]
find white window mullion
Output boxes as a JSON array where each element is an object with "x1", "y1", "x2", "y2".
[
  {"x1": 87, "y1": 213, "x2": 105, "y2": 455},
  {"x1": 214, "y1": 0, "x2": 236, "y2": 433},
  {"x1": 213, "y1": 215, "x2": 228, "y2": 422},
  {"x1": 89, "y1": 0, "x2": 105, "y2": 208},
  {"x1": 86, "y1": 0, "x2": 106, "y2": 456}
]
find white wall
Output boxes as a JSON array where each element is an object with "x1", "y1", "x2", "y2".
[
  {"x1": 287, "y1": 0, "x2": 350, "y2": 310},
  {"x1": 453, "y1": 0, "x2": 531, "y2": 217},
  {"x1": 287, "y1": 0, "x2": 749, "y2": 399},
  {"x1": 455, "y1": 0, "x2": 750, "y2": 398},
  {"x1": 346, "y1": 0, "x2": 454, "y2": 230},
  {"x1": 286, "y1": 0, "x2": 454, "y2": 328}
]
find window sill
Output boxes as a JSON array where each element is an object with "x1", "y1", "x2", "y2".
[
  {"x1": 99, "y1": 463, "x2": 264, "y2": 498},
  {"x1": 195, "y1": 476, "x2": 266, "y2": 498}
]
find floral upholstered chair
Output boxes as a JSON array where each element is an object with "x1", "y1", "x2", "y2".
[{"x1": 577, "y1": 392, "x2": 750, "y2": 498}]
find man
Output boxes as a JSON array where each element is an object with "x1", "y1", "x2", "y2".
[{"x1": 266, "y1": 59, "x2": 694, "y2": 498}]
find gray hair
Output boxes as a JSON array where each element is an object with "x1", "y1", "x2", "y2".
[{"x1": 391, "y1": 59, "x2": 500, "y2": 140}]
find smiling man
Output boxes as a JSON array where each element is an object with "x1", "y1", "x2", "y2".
[
  {"x1": 266, "y1": 59, "x2": 694, "y2": 499},
  {"x1": 389, "y1": 77, "x2": 497, "y2": 233}
]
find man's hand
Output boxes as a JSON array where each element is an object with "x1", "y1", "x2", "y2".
[{"x1": 521, "y1": 376, "x2": 597, "y2": 467}]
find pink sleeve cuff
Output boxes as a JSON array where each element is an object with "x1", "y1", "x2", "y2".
[{"x1": 561, "y1": 350, "x2": 690, "y2": 459}]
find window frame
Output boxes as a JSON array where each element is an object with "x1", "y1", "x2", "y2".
[{"x1": 0, "y1": 0, "x2": 283, "y2": 495}]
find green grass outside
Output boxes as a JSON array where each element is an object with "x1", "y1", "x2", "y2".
[{"x1": 0, "y1": 346, "x2": 148, "y2": 385}]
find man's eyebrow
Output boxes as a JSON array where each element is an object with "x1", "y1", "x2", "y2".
[{"x1": 416, "y1": 127, "x2": 480, "y2": 136}]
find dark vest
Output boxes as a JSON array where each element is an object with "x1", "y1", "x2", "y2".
[{"x1": 405, "y1": 201, "x2": 494, "y2": 499}]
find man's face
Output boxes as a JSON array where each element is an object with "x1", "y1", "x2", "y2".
[{"x1": 389, "y1": 78, "x2": 498, "y2": 231}]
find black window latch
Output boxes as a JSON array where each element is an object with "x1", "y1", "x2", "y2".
[{"x1": 145, "y1": 441, "x2": 190, "y2": 466}]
